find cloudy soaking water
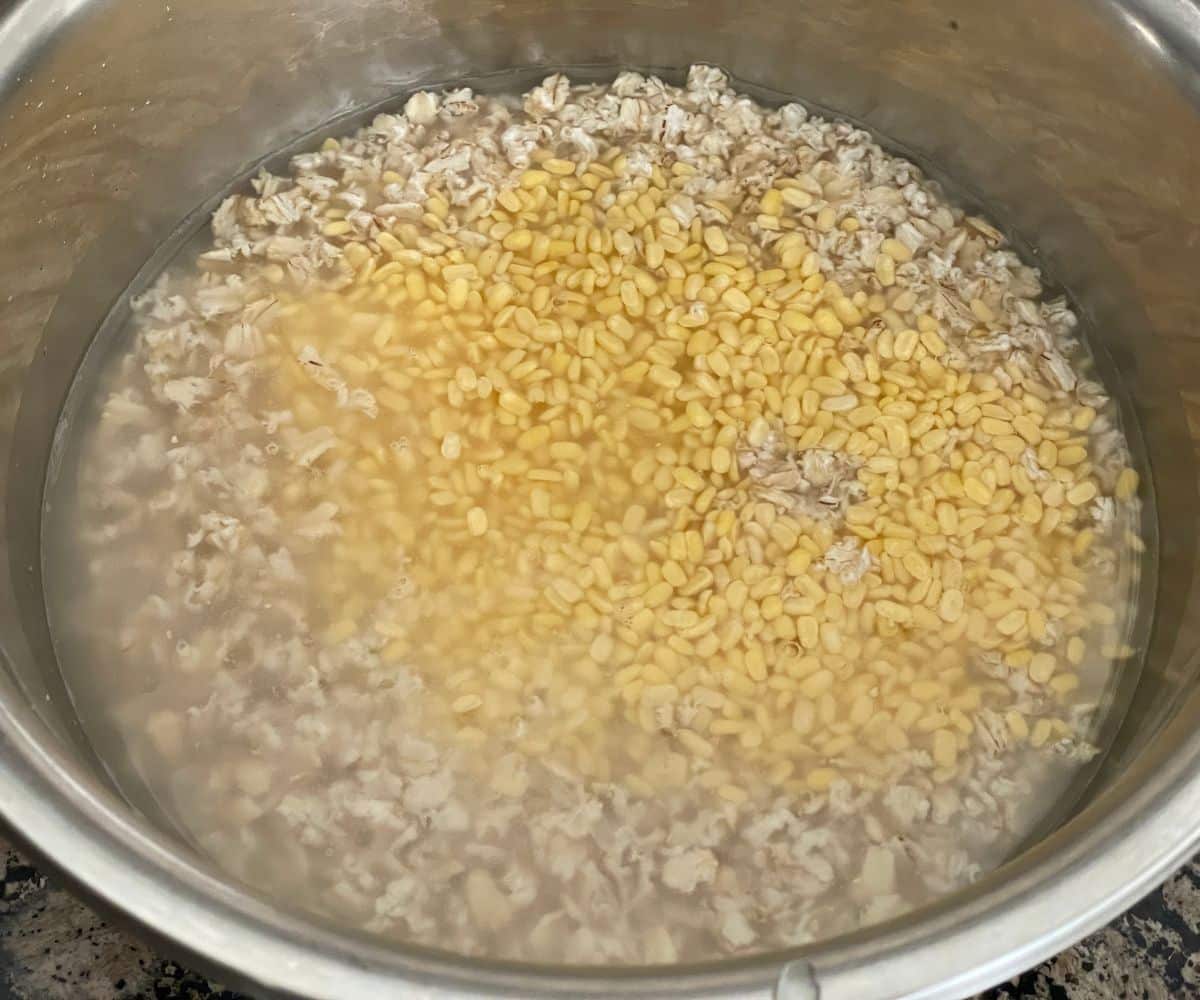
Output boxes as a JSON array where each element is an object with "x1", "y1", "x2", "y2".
[{"x1": 43, "y1": 66, "x2": 1147, "y2": 963}]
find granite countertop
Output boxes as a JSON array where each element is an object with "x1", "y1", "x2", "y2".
[{"x1": 3, "y1": 839, "x2": 1198, "y2": 1000}]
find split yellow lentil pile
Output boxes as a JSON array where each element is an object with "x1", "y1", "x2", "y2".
[{"x1": 265, "y1": 143, "x2": 1138, "y2": 800}]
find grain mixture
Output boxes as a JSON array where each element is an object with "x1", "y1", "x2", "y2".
[{"x1": 49, "y1": 66, "x2": 1143, "y2": 963}]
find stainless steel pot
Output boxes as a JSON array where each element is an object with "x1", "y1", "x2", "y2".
[{"x1": 2, "y1": 1, "x2": 1200, "y2": 997}]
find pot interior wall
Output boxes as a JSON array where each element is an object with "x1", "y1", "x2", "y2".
[{"x1": 1, "y1": 0, "x2": 1199, "y2": 984}]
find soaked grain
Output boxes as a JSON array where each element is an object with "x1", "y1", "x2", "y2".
[{"x1": 44, "y1": 66, "x2": 1144, "y2": 963}]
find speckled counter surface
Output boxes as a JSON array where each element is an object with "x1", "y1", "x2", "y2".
[{"x1": 2, "y1": 839, "x2": 1198, "y2": 1000}]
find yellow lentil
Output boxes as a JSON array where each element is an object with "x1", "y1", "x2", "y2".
[{"x1": 260, "y1": 145, "x2": 1139, "y2": 804}]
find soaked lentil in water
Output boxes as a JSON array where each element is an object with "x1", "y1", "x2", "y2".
[{"x1": 45, "y1": 66, "x2": 1144, "y2": 962}]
